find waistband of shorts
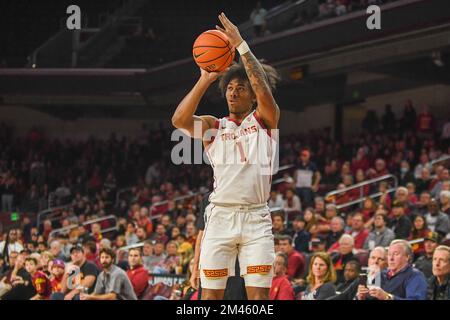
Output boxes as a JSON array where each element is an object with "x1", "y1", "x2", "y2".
[{"x1": 209, "y1": 202, "x2": 268, "y2": 211}]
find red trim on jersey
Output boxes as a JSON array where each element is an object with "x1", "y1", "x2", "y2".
[
  {"x1": 225, "y1": 117, "x2": 242, "y2": 126},
  {"x1": 253, "y1": 111, "x2": 272, "y2": 138}
]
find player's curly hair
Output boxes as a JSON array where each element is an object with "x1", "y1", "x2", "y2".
[{"x1": 218, "y1": 60, "x2": 280, "y2": 97}]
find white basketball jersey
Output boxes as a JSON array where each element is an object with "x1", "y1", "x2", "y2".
[{"x1": 206, "y1": 110, "x2": 276, "y2": 205}]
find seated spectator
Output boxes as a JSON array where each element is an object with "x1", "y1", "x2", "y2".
[
  {"x1": 363, "y1": 213, "x2": 395, "y2": 251},
  {"x1": 272, "y1": 212, "x2": 289, "y2": 236},
  {"x1": 330, "y1": 234, "x2": 357, "y2": 285},
  {"x1": 0, "y1": 229, "x2": 24, "y2": 259},
  {"x1": 425, "y1": 199, "x2": 450, "y2": 238},
  {"x1": 154, "y1": 241, "x2": 180, "y2": 274},
  {"x1": 126, "y1": 248, "x2": 149, "y2": 298},
  {"x1": 427, "y1": 245, "x2": 450, "y2": 300},
  {"x1": 49, "y1": 259, "x2": 65, "y2": 294},
  {"x1": 269, "y1": 252, "x2": 295, "y2": 300},
  {"x1": 414, "y1": 153, "x2": 431, "y2": 180},
  {"x1": 431, "y1": 168, "x2": 449, "y2": 198},
  {"x1": 1, "y1": 253, "x2": 36, "y2": 300},
  {"x1": 268, "y1": 190, "x2": 284, "y2": 209},
  {"x1": 389, "y1": 203, "x2": 412, "y2": 239},
  {"x1": 83, "y1": 241, "x2": 101, "y2": 270},
  {"x1": 406, "y1": 183, "x2": 419, "y2": 204},
  {"x1": 408, "y1": 215, "x2": 430, "y2": 257},
  {"x1": 125, "y1": 222, "x2": 139, "y2": 246},
  {"x1": 81, "y1": 248, "x2": 137, "y2": 300},
  {"x1": 25, "y1": 257, "x2": 51, "y2": 300},
  {"x1": 304, "y1": 208, "x2": 319, "y2": 235},
  {"x1": 354, "y1": 247, "x2": 389, "y2": 300},
  {"x1": 325, "y1": 217, "x2": 345, "y2": 250},
  {"x1": 49, "y1": 240, "x2": 67, "y2": 262},
  {"x1": 414, "y1": 191, "x2": 432, "y2": 216},
  {"x1": 361, "y1": 197, "x2": 377, "y2": 222},
  {"x1": 292, "y1": 216, "x2": 311, "y2": 253},
  {"x1": 137, "y1": 207, "x2": 153, "y2": 235},
  {"x1": 151, "y1": 224, "x2": 169, "y2": 244},
  {"x1": 329, "y1": 212, "x2": 368, "y2": 251},
  {"x1": 335, "y1": 260, "x2": 360, "y2": 294},
  {"x1": 416, "y1": 168, "x2": 433, "y2": 194},
  {"x1": 136, "y1": 227, "x2": 147, "y2": 242},
  {"x1": 144, "y1": 241, "x2": 166, "y2": 273},
  {"x1": 185, "y1": 223, "x2": 197, "y2": 248},
  {"x1": 441, "y1": 190, "x2": 450, "y2": 216},
  {"x1": 278, "y1": 235, "x2": 306, "y2": 280},
  {"x1": 398, "y1": 160, "x2": 415, "y2": 186},
  {"x1": 52, "y1": 245, "x2": 99, "y2": 300},
  {"x1": 301, "y1": 252, "x2": 336, "y2": 300},
  {"x1": 316, "y1": 204, "x2": 338, "y2": 235},
  {"x1": 357, "y1": 240, "x2": 427, "y2": 300},
  {"x1": 283, "y1": 189, "x2": 302, "y2": 215},
  {"x1": 415, "y1": 231, "x2": 440, "y2": 279}
]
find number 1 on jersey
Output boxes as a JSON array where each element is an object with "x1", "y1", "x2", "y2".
[{"x1": 236, "y1": 140, "x2": 247, "y2": 163}]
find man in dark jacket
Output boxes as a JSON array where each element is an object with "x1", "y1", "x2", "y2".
[
  {"x1": 389, "y1": 203, "x2": 412, "y2": 239},
  {"x1": 427, "y1": 245, "x2": 450, "y2": 300},
  {"x1": 415, "y1": 231, "x2": 439, "y2": 279}
]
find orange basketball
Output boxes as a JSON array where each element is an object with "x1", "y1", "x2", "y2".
[{"x1": 192, "y1": 30, "x2": 235, "y2": 73}]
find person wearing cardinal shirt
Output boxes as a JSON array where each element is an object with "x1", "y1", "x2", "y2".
[
  {"x1": 269, "y1": 253, "x2": 295, "y2": 300},
  {"x1": 50, "y1": 259, "x2": 65, "y2": 294},
  {"x1": 278, "y1": 235, "x2": 306, "y2": 280},
  {"x1": 416, "y1": 105, "x2": 435, "y2": 137},
  {"x1": 25, "y1": 257, "x2": 51, "y2": 300},
  {"x1": 126, "y1": 248, "x2": 149, "y2": 298}
]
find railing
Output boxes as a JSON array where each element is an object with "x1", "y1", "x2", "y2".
[
  {"x1": 271, "y1": 164, "x2": 296, "y2": 185},
  {"x1": 48, "y1": 215, "x2": 118, "y2": 239},
  {"x1": 325, "y1": 174, "x2": 398, "y2": 210},
  {"x1": 429, "y1": 154, "x2": 450, "y2": 167},
  {"x1": 36, "y1": 204, "x2": 73, "y2": 228}
]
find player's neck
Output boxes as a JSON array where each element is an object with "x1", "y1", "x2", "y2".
[{"x1": 228, "y1": 110, "x2": 253, "y2": 122}]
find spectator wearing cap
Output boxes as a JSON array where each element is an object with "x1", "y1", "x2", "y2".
[
  {"x1": 50, "y1": 259, "x2": 65, "y2": 294},
  {"x1": 126, "y1": 247, "x2": 149, "y2": 298},
  {"x1": 415, "y1": 231, "x2": 440, "y2": 279},
  {"x1": 425, "y1": 198, "x2": 450, "y2": 238},
  {"x1": 269, "y1": 252, "x2": 295, "y2": 300},
  {"x1": 81, "y1": 248, "x2": 137, "y2": 300},
  {"x1": 440, "y1": 190, "x2": 450, "y2": 216},
  {"x1": 278, "y1": 235, "x2": 306, "y2": 280},
  {"x1": 358, "y1": 240, "x2": 427, "y2": 300},
  {"x1": 294, "y1": 149, "x2": 321, "y2": 208},
  {"x1": 389, "y1": 203, "x2": 412, "y2": 239},
  {"x1": 325, "y1": 217, "x2": 344, "y2": 250},
  {"x1": 363, "y1": 213, "x2": 395, "y2": 251},
  {"x1": 427, "y1": 245, "x2": 450, "y2": 300},
  {"x1": 292, "y1": 215, "x2": 311, "y2": 253},
  {"x1": 52, "y1": 245, "x2": 99, "y2": 300}
]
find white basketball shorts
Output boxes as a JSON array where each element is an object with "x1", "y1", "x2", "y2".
[{"x1": 199, "y1": 203, "x2": 275, "y2": 290}]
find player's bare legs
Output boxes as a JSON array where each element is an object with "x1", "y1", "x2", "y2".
[
  {"x1": 246, "y1": 287, "x2": 270, "y2": 300},
  {"x1": 202, "y1": 288, "x2": 225, "y2": 300}
]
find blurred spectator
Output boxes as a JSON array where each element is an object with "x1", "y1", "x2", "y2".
[
  {"x1": 414, "y1": 191, "x2": 432, "y2": 216},
  {"x1": 294, "y1": 150, "x2": 321, "y2": 208},
  {"x1": 292, "y1": 215, "x2": 311, "y2": 253},
  {"x1": 283, "y1": 189, "x2": 302, "y2": 214},
  {"x1": 250, "y1": 1, "x2": 268, "y2": 37},
  {"x1": 389, "y1": 203, "x2": 412, "y2": 239},
  {"x1": 330, "y1": 234, "x2": 357, "y2": 285},
  {"x1": 335, "y1": 260, "x2": 360, "y2": 294},
  {"x1": 268, "y1": 190, "x2": 284, "y2": 209},
  {"x1": 25, "y1": 257, "x2": 51, "y2": 300},
  {"x1": 440, "y1": 190, "x2": 450, "y2": 216},
  {"x1": 362, "y1": 110, "x2": 379, "y2": 134},
  {"x1": 427, "y1": 245, "x2": 450, "y2": 300},
  {"x1": 325, "y1": 217, "x2": 345, "y2": 250},
  {"x1": 398, "y1": 161, "x2": 415, "y2": 186},
  {"x1": 81, "y1": 248, "x2": 136, "y2": 300},
  {"x1": 0, "y1": 229, "x2": 24, "y2": 260},
  {"x1": 278, "y1": 235, "x2": 306, "y2": 280},
  {"x1": 272, "y1": 212, "x2": 289, "y2": 236},
  {"x1": 425, "y1": 199, "x2": 450, "y2": 238},
  {"x1": 401, "y1": 100, "x2": 417, "y2": 131},
  {"x1": 414, "y1": 153, "x2": 431, "y2": 180},
  {"x1": 431, "y1": 169, "x2": 449, "y2": 198},
  {"x1": 154, "y1": 241, "x2": 180, "y2": 274},
  {"x1": 269, "y1": 252, "x2": 295, "y2": 300},
  {"x1": 363, "y1": 213, "x2": 395, "y2": 250},
  {"x1": 301, "y1": 252, "x2": 336, "y2": 300},
  {"x1": 50, "y1": 259, "x2": 65, "y2": 294},
  {"x1": 126, "y1": 248, "x2": 149, "y2": 298},
  {"x1": 415, "y1": 231, "x2": 440, "y2": 279},
  {"x1": 416, "y1": 105, "x2": 436, "y2": 138},
  {"x1": 409, "y1": 215, "x2": 430, "y2": 257},
  {"x1": 304, "y1": 208, "x2": 319, "y2": 235},
  {"x1": 356, "y1": 246, "x2": 388, "y2": 300},
  {"x1": 381, "y1": 104, "x2": 396, "y2": 134}
]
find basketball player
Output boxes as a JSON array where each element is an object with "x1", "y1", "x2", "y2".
[{"x1": 172, "y1": 13, "x2": 280, "y2": 300}]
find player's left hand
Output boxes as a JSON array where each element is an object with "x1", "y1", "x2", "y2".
[{"x1": 216, "y1": 12, "x2": 244, "y2": 49}]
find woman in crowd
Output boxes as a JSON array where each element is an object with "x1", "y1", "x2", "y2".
[{"x1": 301, "y1": 252, "x2": 336, "y2": 300}]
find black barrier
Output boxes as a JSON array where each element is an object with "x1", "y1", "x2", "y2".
[{"x1": 149, "y1": 273, "x2": 187, "y2": 286}]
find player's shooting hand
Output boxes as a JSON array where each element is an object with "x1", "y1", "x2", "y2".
[
  {"x1": 216, "y1": 12, "x2": 244, "y2": 49},
  {"x1": 200, "y1": 67, "x2": 229, "y2": 83}
]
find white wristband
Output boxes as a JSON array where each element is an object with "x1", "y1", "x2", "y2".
[{"x1": 236, "y1": 41, "x2": 250, "y2": 55}]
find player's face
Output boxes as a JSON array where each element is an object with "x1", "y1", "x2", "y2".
[{"x1": 226, "y1": 78, "x2": 255, "y2": 115}]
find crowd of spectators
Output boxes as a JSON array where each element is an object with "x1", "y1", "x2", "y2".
[{"x1": 0, "y1": 100, "x2": 449, "y2": 300}]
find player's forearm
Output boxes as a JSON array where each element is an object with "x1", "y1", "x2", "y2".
[
  {"x1": 240, "y1": 51, "x2": 272, "y2": 98},
  {"x1": 172, "y1": 77, "x2": 211, "y2": 128}
]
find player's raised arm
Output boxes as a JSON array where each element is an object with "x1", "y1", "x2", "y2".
[
  {"x1": 216, "y1": 12, "x2": 280, "y2": 130},
  {"x1": 171, "y1": 69, "x2": 219, "y2": 140}
]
